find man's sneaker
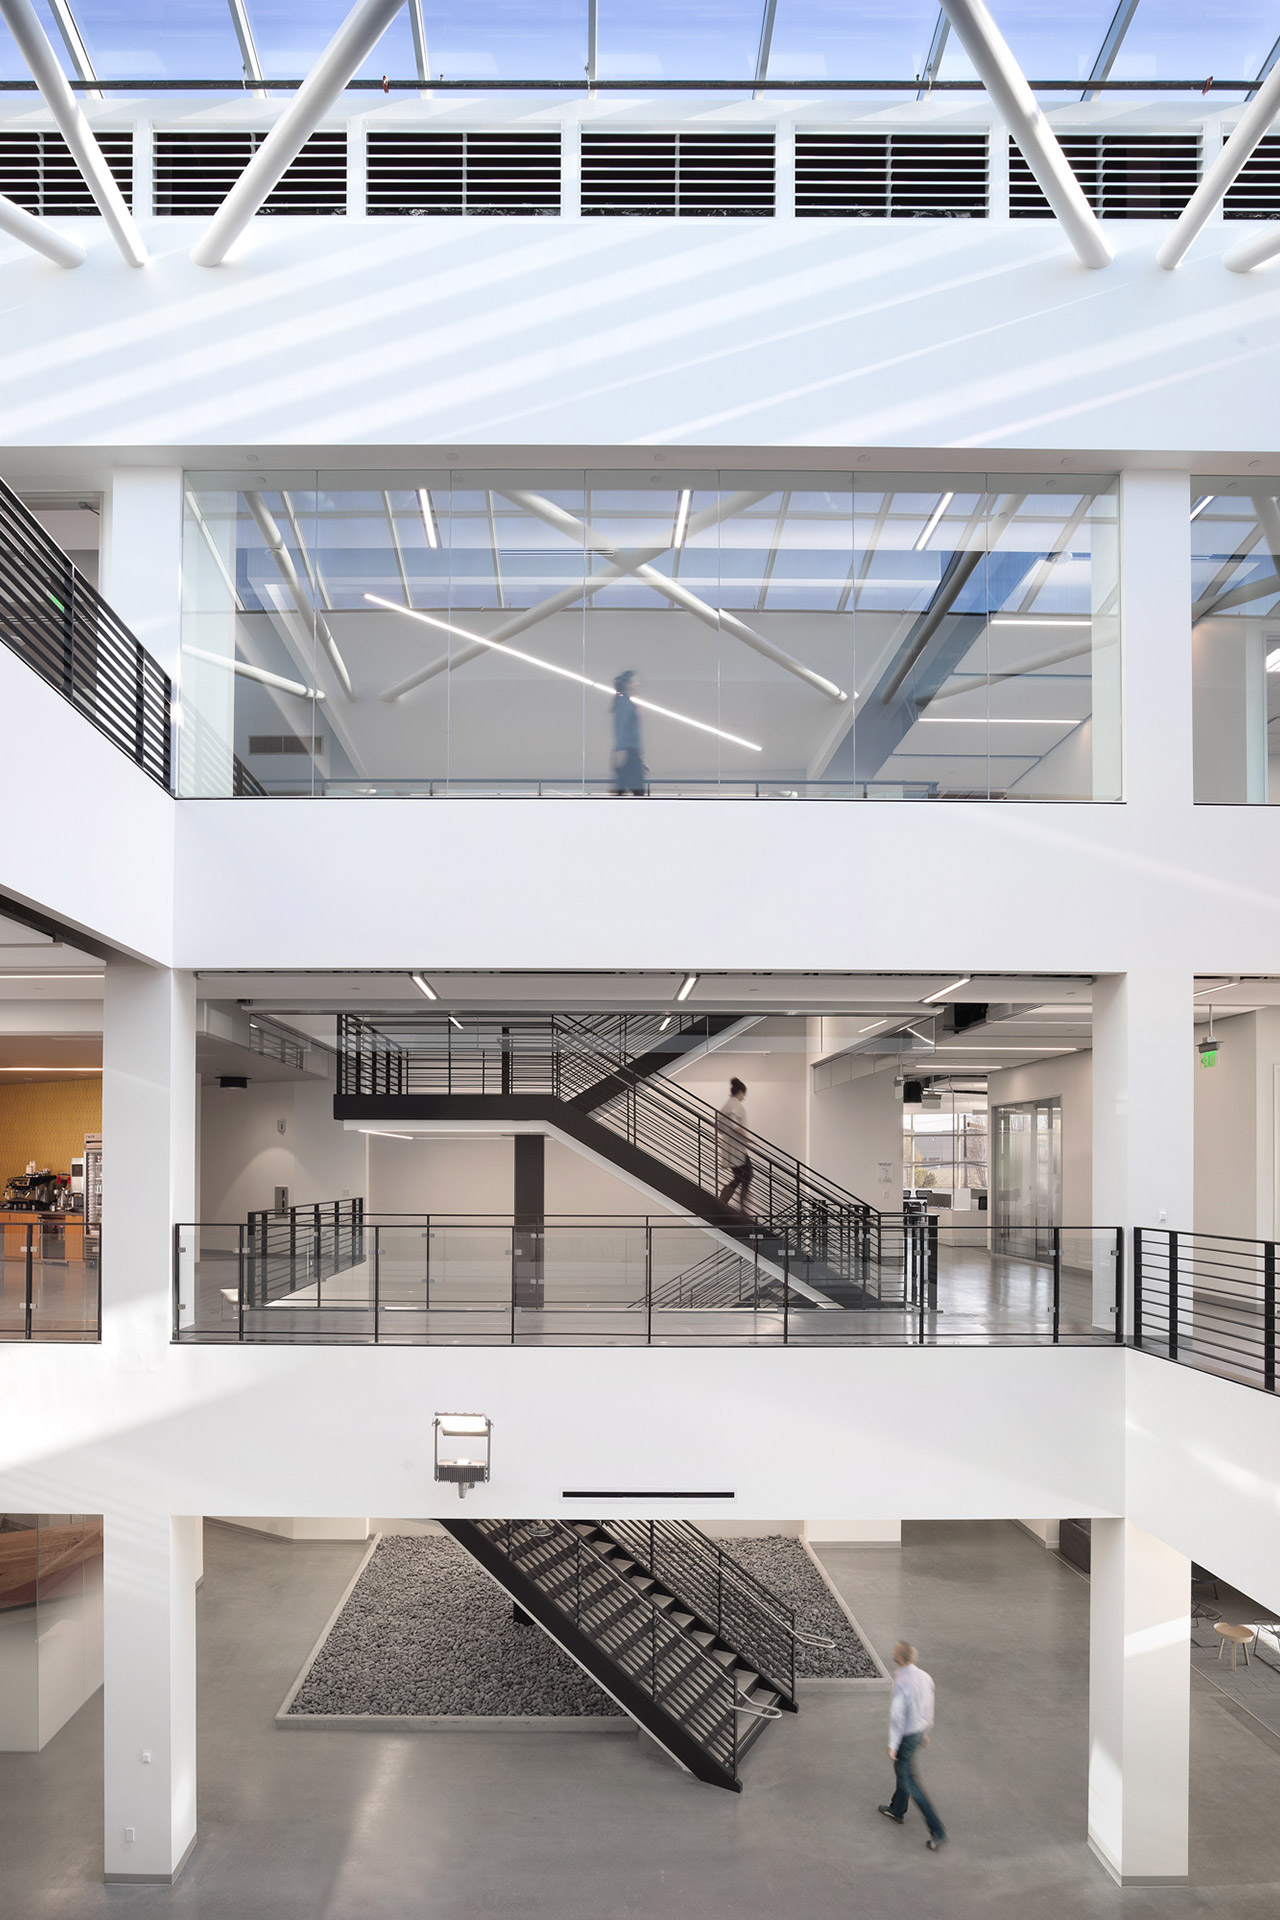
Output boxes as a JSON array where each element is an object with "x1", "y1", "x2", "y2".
[
  {"x1": 925, "y1": 1837, "x2": 947, "y2": 1851},
  {"x1": 878, "y1": 1806, "x2": 904, "y2": 1824}
]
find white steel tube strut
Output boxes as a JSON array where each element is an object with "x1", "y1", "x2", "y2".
[
  {"x1": 939, "y1": 0, "x2": 1112, "y2": 269},
  {"x1": 0, "y1": 191, "x2": 85, "y2": 267},
  {"x1": 192, "y1": 0, "x2": 405, "y2": 266},
  {"x1": 1159, "y1": 61, "x2": 1280, "y2": 269},
  {"x1": 1223, "y1": 223, "x2": 1280, "y2": 273},
  {"x1": 0, "y1": 0, "x2": 146, "y2": 265}
]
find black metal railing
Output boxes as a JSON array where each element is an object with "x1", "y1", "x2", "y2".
[
  {"x1": 1134, "y1": 1227, "x2": 1278, "y2": 1393},
  {"x1": 336, "y1": 1009, "x2": 886, "y2": 1299},
  {"x1": 239, "y1": 1198, "x2": 364, "y2": 1311},
  {"x1": 0, "y1": 1220, "x2": 100, "y2": 1341},
  {"x1": 0, "y1": 477, "x2": 172, "y2": 788},
  {"x1": 172, "y1": 1213, "x2": 1122, "y2": 1347},
  {"x1": 600, "y1": 1519, "x2": 797, "y2": 1707}
]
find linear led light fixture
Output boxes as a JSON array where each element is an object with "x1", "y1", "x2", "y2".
[
  {"x1": 934, "y1": 1044, "x2": 1078, "y2": 1053},
  {"x1": 418, "y1": 488, "x2": 439, "y2": 549},
  {"x1": 357, "y1": 1128, "x2": 416, "y2": 1140},
  {"x1": 0, "y1": 1065, "x2": 99, "y2": 1072},
  {"x1": 658, "y1": 1015, "x2": 672, "y2": 1032},
  {"x1": 364, "y1": 597, "x2": 762, "y2": 752},
  {"x1": 673, "y1": 489, "x2": 691, "y2": 549},
  {"x1": 914, "y1": 493, "x2": 954, "y2": 552},
  {"x1": 988, "y1": 615, "x2": 1092, "y2": 626},
  {"x1": 1267, "y1": 649, "x2": 1280, "y2": 674},
  {"x1": 1190, "y1": 494, "x2": 1214, "y2": 521},
  {"x1": 449, "y1": 1014, "x2": 464, "y2": 1031},
  {"x1": 917, "y1": 717, "x2": 1067, "y2": 726},
  {"x1": 921, "y1": 976, "x2": 971, "y2": 1003},
  {"x1": 676, "y1": 973, "x2": 698, "y2": 1002},
  {"x1": 0, "y1": 972, "x2": 102, "y2": 980},
  {"x1": 1193, "y1": 979, "x2": 1238, "y2": 997},
  {"x1": 858, "y1": 1019, "x2": 890, "y2": 1033},
  {"x1": 411, "y1": 973, "x2": 438, "y2": 999}
]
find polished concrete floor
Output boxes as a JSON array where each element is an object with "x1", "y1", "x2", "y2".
[{"x1": 4, "y1": 1519, "x2": 1280, "y2": 1917}]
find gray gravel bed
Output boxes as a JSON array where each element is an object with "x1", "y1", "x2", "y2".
[
  {"x1": 288, "y1": 1536, "x2": 624, "y2": 1718},
  {"x1": 717, "y1": 1536, "x2": 881, "y2": 1678}
]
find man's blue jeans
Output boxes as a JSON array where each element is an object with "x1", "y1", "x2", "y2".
[{"x1": 889, "y1": 1730, "x2": 946, "y2": 1840}]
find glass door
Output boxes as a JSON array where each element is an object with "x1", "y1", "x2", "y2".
[{"x1": 993, "y1": 1098, "x2": 1061, "y2": 1260}]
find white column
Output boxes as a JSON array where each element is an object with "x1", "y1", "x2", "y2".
[
  {"x1": 774, "y1": 120, "x2": 795, "y2": 221},
  {"x1": 100, "y1": 468, "x2": 184, "y2": 679},
  {"x1": 103, "y1": 1513, "x2": 198, "y2": 1884},
  {"x1": 561, "y1": 119, "x2": 580, "y2": 220},
  {"x1": 101, "y1": 961, "x2": 197, "y2": 1348},
  {"x1": 1118, "y1": 469, "x2": 1194, "y2": 814},
  {"x1": 1093, "y1": 969, "x2": 1194, "y2": 1329},
  {"x1": 1088, "y1": 1517, "x2": 1189, "y2": 1887},
  {"x1": 804, "y1": 1520, "x2": 901, "y2": 1546}
]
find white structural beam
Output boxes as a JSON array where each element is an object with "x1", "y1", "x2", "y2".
[
  {"x1": 939, "y1": 0, "x2": 1112, "y2": 269},
  {"x1": 46, "y1": 0, "x2": 101, "y2": 99},
  {"x1": 408, "y1": 0, "x2": 429, "y2": 83},
  {"x1": 916, "y1": 10, "x2": 950, "y2": 102},
  {"x1": 0, "y1": 190, "x2": 85, "y2": 267},
  {"x1": 191, "y1": 0, "x2": 405, "y2": 267},
  {"x1": 0, "y1": 0, "x2": 147, "y2": 266},
  {"x1": 1160, "y1": 61, "x2": 1280, "y2": 269},
  {"x1": 1224, "y1": 218, "x2": 1280, "y2": 274},
  {"x1": 226, "y1": 0, "x2": 267, "y2": 100}
]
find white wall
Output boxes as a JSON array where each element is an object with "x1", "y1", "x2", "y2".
[
  {"x1": 987, "y1": 1051, "x2": 1093, "y2": 1226},
  {"x1": 200, "y1": 1074, "x2": 364, "y2": 1220},
  {"x1": 367, "y1": 1133, "x2": 510, "y2": 1214},
  {"x1": 1193, "y1": 1007, "x2": 1280, "y2": 1239},
  {"x1": 808, "y1": 1057, "x2": 903, "y2": 1210},
  {"x1": 669, "y1": 1030, "x2": 808, "y2": 1162}
]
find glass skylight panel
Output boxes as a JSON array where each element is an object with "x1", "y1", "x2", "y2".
[
  {"x1": 68, "y1": 1, "x2": 243, "y2": 81},
  {"x1": 764, "y1": 0, "x2": 939, "y2": 83},
  {"x1": 424, "y1": 0, "x2": 588, "y2": 81},
  {"x1": 1114, "y1": 0, "x2": 1280, "y2": 83},
  {"x1": 596, "y1": 0, "x2": 762, "y2": 80},
  {"x1": 0, "y1": 1, "x2": 68, "y2": 80}
]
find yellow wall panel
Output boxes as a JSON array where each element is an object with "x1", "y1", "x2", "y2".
[{"x1": 0, "y1": 1080, "x2": 103, "y2": 1190}]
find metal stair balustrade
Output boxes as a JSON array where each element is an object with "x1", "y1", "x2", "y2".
[
  {"x1": 441, "y1": 1517, "x2": 785, "y2": 1789},
  {"x1": 243, "y1": 1198, "x2": 364, "y2": 1307},
  {"x1": 336, "y1": 1011, "x2": 900, "y2": 1309},
  {"x1": 593, "y1": 1519, "x2": 799, "y2": 1710},
  {"x1": 0, "y1": 478, "x2": 172, "y2": 789}
]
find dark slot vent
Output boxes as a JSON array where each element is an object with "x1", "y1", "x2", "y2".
[
  {"x1": 154, "y1": 131, "x2": 347, "y2": 215},
  {"x1": 582, "y1": 132, "x2": 774, "y2": 217},
  {"x1": 1226, "y1": 136, "x2": 1280, "y2": 219},
  {"x1": 1010, "y1": 135, "x2": 1199, "y2": 219},
  {"x1": 367, "y1": 131, "x2": 561, "y2": 215},
  {"x1": 248, "y1": 735, "x2": 323, "y2": 756},
  {"x1": 796, "y1": 133, "x2": 987, "y2": 218},
  {"x1": 0, "y1": 131, "x2": 132, "y2": 216}
]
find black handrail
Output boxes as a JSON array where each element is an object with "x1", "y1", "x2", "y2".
[
  {"x1": 0, "y1": 476, "x2": 172, "y2": 789},
  {"x1": 243, "y1": 1197, "x2": 365, "y2": 1307},
  {"x1": 1132, "y1": 1226, "x2": 1280, "y2": 1396}
]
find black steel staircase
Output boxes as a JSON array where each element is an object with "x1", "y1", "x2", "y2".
[
  {"x1": 336, "y1": 1011, "x2": 903, "y2": 1307},
  {"x1": 440, "y1": 1516, "x2": 797, "y2": 1790}
]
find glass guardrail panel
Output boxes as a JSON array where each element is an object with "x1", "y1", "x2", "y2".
[
  {"x1": 538, "y1": 1227, "x2": 648, "y2": 1315},
  {"x1": 426, "y1": 1225, "x2": 512, "y2": 1309},
  {"x1": 179, "y1": 1225, "x2": 244, "y2": 1336}
]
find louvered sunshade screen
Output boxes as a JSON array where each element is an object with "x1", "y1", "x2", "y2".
[
  {"x1": 0, "y1": 131, "x2": 133, "y2": 214},
  {"x1": 366, "y1": 132, "x2": 561, "y2": 214},
  {"x1": 796, "y1": 134, "x2": 988, "y2": 217},
  {"x1": 153, "y1": 131, "x2": 347, "y2": 214},
  {"x1": 1010, "y1": 135, "x2": 1200, "y2": 218},
  {"x1": 581, "y1": 133, "x2": 775, "y2": 216}
]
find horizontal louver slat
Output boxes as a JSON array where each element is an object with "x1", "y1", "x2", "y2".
[
  {"x1": 1225, "y1": 136, "x2": 1280, "y2": 219},
  {"x1": 796, "y1": 133, "x2": 987, "y2": 218},
  {"x1": 153, "y1": 131, "x2": 346, "y2": 215},
  {"x1": 0, "y1": 131, "x2": 132, "y2": 216},
  {"x1": 367, "y1": 131, "x2": 560, "y2": 215},
  {"x1": 582, "y1": 132, "x2": 773, "y2": 217},
  {"x1": 1010, "y1": 134, "x2": 1199, "y2": 219}
]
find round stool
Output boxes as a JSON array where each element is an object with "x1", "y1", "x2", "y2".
[{"x1": 1214, "y1": 1623, "x2": 1255, "y2": 1671}]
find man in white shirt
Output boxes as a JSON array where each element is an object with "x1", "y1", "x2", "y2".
[{"x1": 879, "y1": 1641, "x2": 947, "y2": 1849}]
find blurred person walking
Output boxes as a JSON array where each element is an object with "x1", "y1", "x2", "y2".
[
  {"x1": 879, "y1": 1642, "x2": 947, "y2": 1850},
  {"x1": 611, "y1": 670, "x2": 646, "y2": 796},
  {"x1": 717, "y1": 1077, "x2": 753, "y2": 1212}
]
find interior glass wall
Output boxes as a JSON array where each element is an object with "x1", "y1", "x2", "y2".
[
  {"x1": 993, "y1": 1097, "x2": 1062, "y2": 1260},
  {"x1": 178, "y1": 468, "x2": 1120, "y2": 799},
  {"x1": 1191, "y1": 479, "x2": 1280, "y2": 803}
]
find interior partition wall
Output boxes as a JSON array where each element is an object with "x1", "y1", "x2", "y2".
[
  {"x1": 178, "y1": 469, "x2": 1120, "y2": 801},
  {"x1": 994, "y1": 1097, "x2": 1063, "y2": 1261}
]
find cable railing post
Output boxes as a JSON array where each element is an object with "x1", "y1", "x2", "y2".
[
  {"x1": 646, "y1": 1222, "x2": 653, "y2": 1347},
  {"x1": 24, "y1": 1223, "x2": 34, "y2": 1339},
  {"x1": 1168, "y1": 1230, "x2": 1179, "y2": 1360},
  {"x1": 1266, "y1": 1240, "x2": 1276, "y2": 1392},
  {"x1": 917, "y1": 1217, "x2": 926, "y2": 1345},
  {"x1": 1113, "y1": 1227, "x2": 1124, "y2": 1344},
  {"x1": 783, "y1": 1242, "x2": 790, "y2": 1344},
  {"x1": 373, "y1": 1224, "x2": 381, "y2": 1344},
  {"x1": 237, "y1": 1224, "x2": 245, "y2": 1342},
  {"x1": 1133, "y1": 1228, "x2": 1143, "y2": 1348},
  {"x1": 1052, "y1": 1226, "x2": 1061, "y2": 1344}
]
